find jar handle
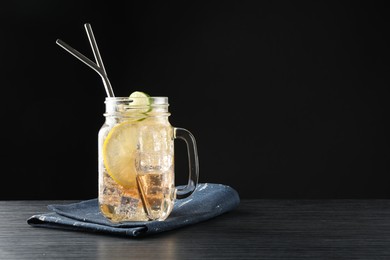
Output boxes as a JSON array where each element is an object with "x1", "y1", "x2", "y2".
[{"x1": 174, "y1": 127, "x2": 199, "y2": 199}]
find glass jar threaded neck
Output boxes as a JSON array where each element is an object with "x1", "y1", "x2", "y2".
[{"x1": 104, "y1": 97, "x2": 170, "y2": 118}]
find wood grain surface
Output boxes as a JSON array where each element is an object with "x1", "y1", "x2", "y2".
[{"x1": 1, "y1": 200, "x2": 390, "y2": 259}]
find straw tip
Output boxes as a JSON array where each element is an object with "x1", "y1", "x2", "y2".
[{"x1": 55, "y1": 39, "x2": 66, "y2": 46}]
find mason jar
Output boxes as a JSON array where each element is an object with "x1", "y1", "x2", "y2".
[{"x1": 98, "y1": 96, "x2": 198, "y2": 222}]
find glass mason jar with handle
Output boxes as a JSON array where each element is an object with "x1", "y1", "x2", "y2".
[{"x1": 98, "y1": 96, "x2": 199, "y2": 222}]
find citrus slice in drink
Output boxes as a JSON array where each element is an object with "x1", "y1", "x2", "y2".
[
  {"x1": 103, "y1": 121, "x2": 139, "y2": 189},
  {"x1": 129, "y1": 91, "x2": 151, "y2": 114},
  {"x1": 129, "y1": 90, "x2": 150, "y2": 102}
]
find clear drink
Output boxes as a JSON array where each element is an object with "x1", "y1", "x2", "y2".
[{"x1": 98, "y1": 96, "x2": 198, "y2": 222}]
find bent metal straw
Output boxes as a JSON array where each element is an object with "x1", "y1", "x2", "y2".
[{"x1": 56, "y1": 23, "x2": 115, "y2": 97}]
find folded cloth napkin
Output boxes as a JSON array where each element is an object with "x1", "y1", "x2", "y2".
[{"x1": 27, "y1": 183, "x2": 240, "y2": 237}]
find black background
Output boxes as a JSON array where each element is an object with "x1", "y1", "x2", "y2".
[{"x1": 1, "y1": 1, "x2": 389, "y2": 199}]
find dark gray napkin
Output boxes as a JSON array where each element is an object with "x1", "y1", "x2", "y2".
[{"x1": 27, "y1": 183, "x2": 240, "y2": 237}]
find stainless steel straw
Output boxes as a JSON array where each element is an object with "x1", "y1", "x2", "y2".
[{"x1": 56, "y1": 23, "x2": 115, "y2": 97}]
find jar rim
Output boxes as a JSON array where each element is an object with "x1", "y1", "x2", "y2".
[{"x1": 105, "y1": 96, "x2": 168, "y2": 104}]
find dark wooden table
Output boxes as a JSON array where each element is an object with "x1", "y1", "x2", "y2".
[{"x1": 1, "y1": 200, "x2": 390, "y2": 259}]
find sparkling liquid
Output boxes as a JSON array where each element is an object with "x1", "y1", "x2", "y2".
[{"x1": 99, "y1": 170, "x2": 175, "y2": 222}]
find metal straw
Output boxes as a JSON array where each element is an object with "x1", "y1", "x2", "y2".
[
  {"x1": 56, "y1": 24, "x2": 115, "y2": 97},
  {"x1": 136, "y1": 176, "x2": 152, "y2": 219},
  {"x1": 84, "y1": 23, "x2": 114, "y2": 97},
  {"x1": 84, "y1": 24, "x2": 107, "y2": 77}
]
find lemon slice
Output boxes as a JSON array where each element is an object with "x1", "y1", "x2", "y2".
[{"x1": 103, "y1": 121, "x2": 139, "y2": 189}]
